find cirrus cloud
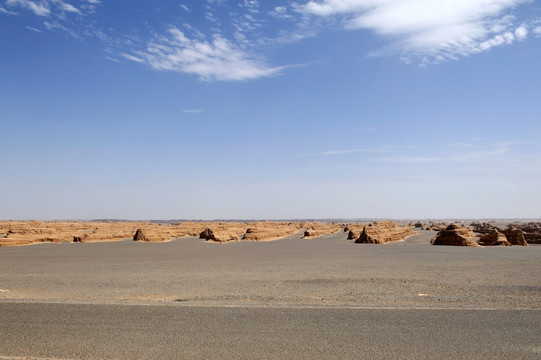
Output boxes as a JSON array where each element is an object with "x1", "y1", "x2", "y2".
[
  {"x1": 137, "y1": 27, "x2": 286, "y2": 81},
  {"x1": 299, "y1": 0, "x2": 535, "y2": 63}
]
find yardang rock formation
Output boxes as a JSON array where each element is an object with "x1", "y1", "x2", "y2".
[
  {"x1": 355, "y1": 221, "x2": 416, "y2": 244},
  {"x1": 431, "y1": 224, "x2": 480, "y2": 247}
]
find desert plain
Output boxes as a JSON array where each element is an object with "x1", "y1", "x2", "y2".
[{"x1": 0, "y1": 219, "x2": 540, "y2": 359}]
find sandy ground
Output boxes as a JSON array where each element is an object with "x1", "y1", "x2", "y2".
[
  {"x1": 1, "y1": 230, "x2": 539, "y2": 309},
  {"x1": 1, "y1": 230, "x2": 540, "y2": 359}
]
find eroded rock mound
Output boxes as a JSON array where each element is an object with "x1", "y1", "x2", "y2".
[
  {"x1": 478, "y1": 230, "x2": 511, "y2": 246},
  {"x1": 431, "y1": 224, "x2": 480, "y2": 247},
  {"x1": 242, "y1": 222, "x2": 300, "y2": 242},
  {"x1": 344, "y1": 224, "x2": 365, "y2": 240},
  {"x1": 501, "y1": 227, "x2": 528, "y2": 246},
  {"x1": 302, "y1": 222, "x2": 342, "y2": 239},
  {"x1": 201, "y1": 223, "x2": 248, "y2": 243},
  {"x1": 506, "y1": 222, "x2": 541, "y2": 244},
  {"x1": 199, "y1": 228, "x2": 215, "y2": 241},
  {"x1": 133, "y1": 229, "x2": 148, "y2": 241},
  {"x1": 355, "y1": 221, "x2": 416, "y2": 244}
]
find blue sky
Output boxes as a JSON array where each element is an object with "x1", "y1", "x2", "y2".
[{"x1": 1, "y1": 0, "x2": 540, "y2": 220}]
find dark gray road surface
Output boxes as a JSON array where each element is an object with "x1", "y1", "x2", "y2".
[{"x1": 1, "y1": 302, "x2": 540, "y2": 360}]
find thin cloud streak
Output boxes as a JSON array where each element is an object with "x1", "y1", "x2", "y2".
[
  {"x1": 121, "y1": 52, "x2": 145, "y2": 63},
  {"x1": 25, "y1": 25, "x2": 42, "y2": 32},
  {"x1": 307, "y1": 142, "x2": 521, "y2": 167},
  {"x1": 304, "y1": 146, "x2": 396, "y2": 156},
  {"x1": 0, "y1": 6, "x2": 19, "y2": 14},
  {"x1": 44, "y1": 21, "x2": 80, "y2": 38}
]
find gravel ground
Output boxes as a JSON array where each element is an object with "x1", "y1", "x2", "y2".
[
  {"x1": 1, "y1": 303, "x2": 540, "y2": 359},
  {"x1": 1, "y1": 230, "x2": 539, "y2": 309}
]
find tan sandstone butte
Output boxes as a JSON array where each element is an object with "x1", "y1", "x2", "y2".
[
  {"x1": 431, "y1": 224, "x2": 481, "y2": 247},
  {"x1": 477, "y1": 229, "x2": 511, "y2": 246},
  {"x1": 242, "y1": 222, "x2": 302, "y2": 242},
  {"x1": 133, "y1": 228, "x2": 149, "y2": 242},
  {"x1": 344, "y1": 224, "x2": 365, "y2": 240},
  {"x1": 501, "y1": 226, "x2": 528, "y2": 246},
  {"x1": 302, "y1": 222, "x2": 342, "y2": 239},
  {"x1": 354, "y1": 221, "x2": 416, "y2": 244},
  {"x1": 516, "y1": 222, "x2": 541, "y2": 244},
  {"x1": 199, "y1": 223, "x2": 249, "y2": 243}
]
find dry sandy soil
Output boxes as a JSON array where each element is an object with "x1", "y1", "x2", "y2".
[
  {"x1": 0, "y1": 227, "x2": 539, "y2": 309},
  {"x1": 1, "y1": 221, "x2": 540, "y2": 359}
]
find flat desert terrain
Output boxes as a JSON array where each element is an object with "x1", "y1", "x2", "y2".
[
  {"x1": 1, "y1": 222, "x2": 540, "y2": 359},
  {"x1": 0, "y1": 229, "x2": 540, "y2": 308}
]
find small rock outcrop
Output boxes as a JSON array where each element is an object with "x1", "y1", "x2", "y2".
[
  {"x1": 428, "y1": 222, "x2": 448, "y2": 231},
  {"x1": 431, "y1": 224, "x2": 480, "y2": 247},
  {"x1": 199, "y1": 228, "x2": 216, "y2": 241},
  {"x1": 478, "y1": 230, "x2": 511, "y2": 246},
  {"x1": 355, "y1": 221, "x2": 416, "y2": 244},
  {"x1": 133, "y1": 229, "x2": 148, "y2": 241},
  {"x1": 302, "y1": 223, "x2": 342, "y2": 239},
  {"x1": 517, "y1": 222, "x2": 541, "y2": 244},
  {"x1": 470, "y1": 222, "x2": 497, "y2": 235},
  {"x1": 344, "y1": 224, "x2": 365, "y2": 240},
  {"x1": 501, "y1": 227, "x2": 528, "y2": 246}
]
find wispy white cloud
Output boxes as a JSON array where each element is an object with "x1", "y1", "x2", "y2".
[
  {"x1": 183, "y1": 109, "x2": 203, "y2": 114},
  {"x1": 120, "y1": 52, "x2": 145, "y2": 63},
  {"x1": 0, "y1": 6, "x2": 19, "y2": 14},
  {"x1": 445, "y1": 142, "x2": 510, "y2": 163},
  {"x1": 57, "y1": 1, "x2": 80, "y2": 14},
  {"x1": 299, "y1": 0, "x2": 535, "y2": 63},
  {"x1": 379, "y1": 156, "x2": 440, "y2": 164},
  {"x1": 308, "y1": 141, "x2": 520, "y2": 169},
  {"x1": 317, "y1": 149, "x2": 369, "y2": 156},
  {"x1": 306, "y1": 146, "x2": 395, "y2": 156},
  {"x1": 7, "y1": 0, "x2": 538, "y2": 82},
  {"x1": 6, "y1": 0, "x2": 84, "y2": 17},
  {"x1": 44, "y1": 20, "x2": 80, "y2": 38},
  {"x1": 239, "y1": 0, "x2": 259, "y2": 14},
  {"x1": 7, "y1": 0, "x2": 50, "y2": 16},
  {"x1": 139, "y1": 27, "x2": 286, "y2": 81},
  {"x1": 377, "y1": 142, "x2": 516, "y2": 167},
  {"x1": 105, "y1": 56, "x2": 121, "y2": 63},
  {"x1": 269, "y1": 6, "x2": 294, "y2": 20},
  {"x1": 25, "y1": 25, "x2": 42, "y2": 32}
]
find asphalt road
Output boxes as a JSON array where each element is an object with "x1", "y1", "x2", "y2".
[{"x1": 1, "y1": 302, "x2": 540, "y2": 359}]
